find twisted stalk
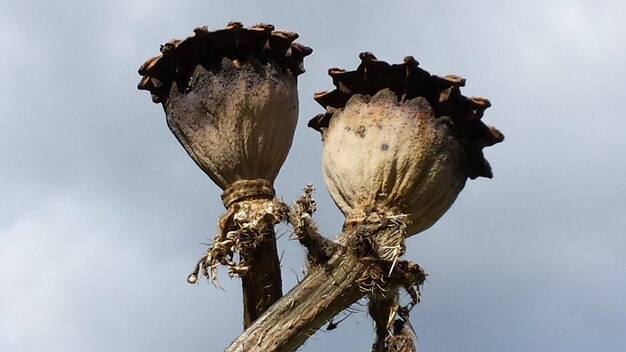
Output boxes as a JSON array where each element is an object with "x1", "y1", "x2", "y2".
[{"x1": 224, "y1": 186, "x2": 426, "y2": 352}]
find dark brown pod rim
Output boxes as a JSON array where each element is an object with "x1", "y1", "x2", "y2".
[
  {"x1": 308, "y1": 52, "x2": 504, "y2": 179},
  {"x1": 137, "y1": 21, "x2": 312, "y2": 104}
]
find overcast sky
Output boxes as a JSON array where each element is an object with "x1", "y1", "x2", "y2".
[{"x1": 2, "y1": 1, "x2": 625, "y2": 351}]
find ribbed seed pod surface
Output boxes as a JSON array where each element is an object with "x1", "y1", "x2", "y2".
[
  {"x1": 138, "y1": 22, "x2": 312, "y2": 190},
  {"x1": 310, "y1": 53, "x2": 503, "y2": 236}
]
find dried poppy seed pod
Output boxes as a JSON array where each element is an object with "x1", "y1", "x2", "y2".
[
  {"x1": 309, "y1": 53, "x2": 503, "y2": 237},
  {"x1": 138, "y1": 23, "x2": 312, "y2": 312},
  {"x1": 320, "y1": 89, "x2": 467, "y2": 236},
  {"x1": 138, "y1": 22, "x2": 312, "y2": 201}
]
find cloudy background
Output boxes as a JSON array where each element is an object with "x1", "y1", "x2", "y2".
[{"x1": 2, "y1": 1, "x2": 625, "y2": 351}]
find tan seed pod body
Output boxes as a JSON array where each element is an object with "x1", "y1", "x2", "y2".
[
  {"x1": 137, "y1": 23, "x2": 312, "y2": 193},
  {"x1": 311, "y1": 53, "x2": 503, "y2": 238},
  {"x1": 321, "y1": 89, "x2": 467, "y2": 236},
  {"x1": 165, "y1": 58, "x2": 298, "y2": 190}
]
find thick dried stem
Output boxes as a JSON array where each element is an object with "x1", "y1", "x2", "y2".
[
  {"x1": 225, "y1": 207, "x2": 426, "y2": 351},
  {"x1": 225, "y1": 251, "x2": 365, "y2": 352},
  {"x1": 218, "y1": 198, "x2": 285, "y2": 328},
  {"x1": 224, "y1": 181, "x2": 285, "y2": 327},
  {"x1": 241, "y1": 223, "x2": 283, "y2": 327},
  {"x1": 188, "y1": 182, "x2": 287, "y2": 328}
]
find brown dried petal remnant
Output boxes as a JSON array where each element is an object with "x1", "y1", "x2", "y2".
[
  {"x1": 309, "y1": 53, "x2": 503, "y2": 179},
  {"x1": 138, "y1": 22, "x2": 312, "y2": 104}
]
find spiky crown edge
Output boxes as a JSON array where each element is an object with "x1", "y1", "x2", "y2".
[
  {"x1": 138, "y1": 22, "x2": 313, "y2": 104},
  {"x1": 309, "y1": 53, "x2": 504, "y2": 179}
]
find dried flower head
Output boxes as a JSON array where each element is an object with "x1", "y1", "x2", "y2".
[
  {"x1": 137, "y1": 23, "x2": 311, "y2": 298},
  {"x1": 309, "y1": 53, "x2": 503, "y2": 236},
  {"x1": 138, "y1": 22, "x2": 312, "y2": 191}
]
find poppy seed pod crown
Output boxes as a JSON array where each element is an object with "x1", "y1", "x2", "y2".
[
  {"x1": 309, "y1": 53, "x2": 503, "y2": 236},
  {"x1": 138, "y1": 22, "x2": 312, "y2": 205}
]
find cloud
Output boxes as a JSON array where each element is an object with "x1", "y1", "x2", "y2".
[{"x1": 2, "y1": 0, "x2": 626, "y2": 351}]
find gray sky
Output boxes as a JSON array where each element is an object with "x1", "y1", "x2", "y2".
[{"x1": 2, "y1": 0, "x2": 625, "y2": 351}]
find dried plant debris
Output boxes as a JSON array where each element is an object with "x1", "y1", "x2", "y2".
[
  {"x1": 343, "y1": 214, "x2": 409, "y2": 278},
  {"x1": 369, "y1": 296, "x2": 417, "y2": 352},
  {"x1": 309, "y1": 52, "x2": 504, "y2": 179},
  {"x1": 138, "y1": 21, "x2": 312, "y2": 104},
  {"x1": 368, "y1": 270, "x2": 424, "y2": 352},
  {"x1": 357, "y1": 256, "x2": 426, "y2": 295},
  {"x1": 187, "y1": 197, "x2": 287, "y2": 286},
  {"x1": 357, "y1": 242, "x2": 425, "y2": 351},
  {"x1": 288, "y1": 185, "x2": 339, "y2": 265}
]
